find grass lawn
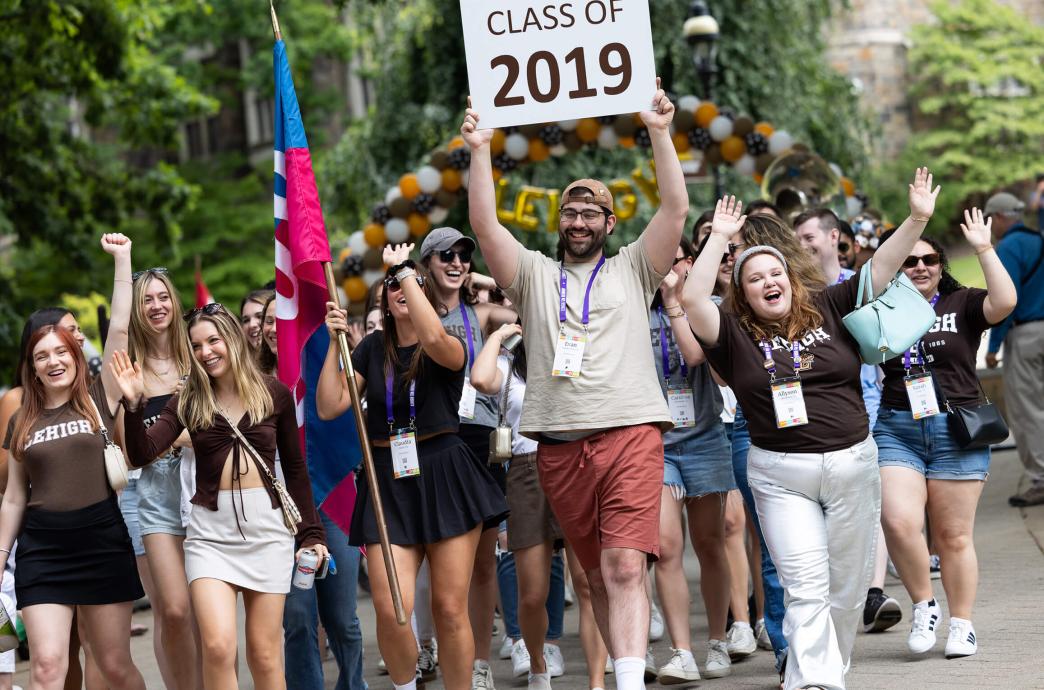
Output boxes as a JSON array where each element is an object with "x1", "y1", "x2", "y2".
[{"x1": 949, "y1": 252, "x2": 986, "y2": 289}]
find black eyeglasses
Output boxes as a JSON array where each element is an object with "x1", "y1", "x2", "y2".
[
  {"x1": 132, "y1": 267, "x2": 169, "y2": 282},
  {"x1": 384, "y1": 275, "x2": 426, "y2": 292},
  {"x1": 437, "y1": 248, "x2": 472, "y2": 264},
  {"x1": 559, "y1": 208, "x2": 610, "y2": 224},
  {"x1": 183, "y1": 302, "x2": 227, "y2": 322},
  {"x1": 902, "y1": 253, "x2": 941, "y2": 269}
]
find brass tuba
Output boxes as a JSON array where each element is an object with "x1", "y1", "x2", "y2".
[{"x1": 760, "y1": 148, "x2": 842, "y2": 223}]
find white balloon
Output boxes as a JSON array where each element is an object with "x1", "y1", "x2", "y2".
[
  {"x1": 385, "y1": 186, "x2": 402, "y2": 204},
  {"x1": 416, "y1": 166, "x2": 442, "y2": 194},
  {"x1": 348, "y1": 230, "x2": 368, "y2": 256},
  {"x1": 845, "y1": 196, "x2": 863, "y2": 219},
  {"x1": 734, "y1": 154, "x2": 756, "y2": 175},
  {"x1": 558, "y1": 119, "x2": 578, "y2": 131},
  {"x1": 384, "y1": 218, "x2": 410, "y2": 243},
  {"x1": 460, "y1": 170, "x2": 470, "y2": 189},
  {"x1": 597, "y1": 127, "x2": 618, "y2": 149},
  {"x1": 768, "y1": 130, "x2": 794, "y2": 155},
  {"x1": 505, "y1": 133, "x2": 529, "y2": 160},
  {"x1": 828, "y1": 162, "x2": 843, "y2": 179},
  {"x1": 363, "y1": 269, "x2": 385, "y2": 288},
  {"x1": 708, "y1": 116, "x2": 733, "y2": 142},
  {"x1": 678, "y1": 95, "x2": 700, "y2": 113},
  {"x1": 550, "y1": 143, "x2": 568, "y2": 157},
  {"x1": 428, "y1": 207, "x2": 449, "y2": 224}
]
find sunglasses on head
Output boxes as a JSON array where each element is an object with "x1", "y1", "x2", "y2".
[
  {"x1": 437, "y1": 248, "x2": 472, "y2": 264},
  {"x1": 902, "y1": 253, "x2": 941, "y2": 269},
  {"x1": 132, "y1": 267, "x2": 169, "y2": 282},
  {"x1": 183, "y1": 302, "x2": 227, "y2": 322},
  {"x1": 384, "y1": 275, "x2": 426, "y2": 292}
]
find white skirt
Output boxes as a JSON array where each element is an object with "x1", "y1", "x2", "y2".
[{"x1": 184, "y1": 488, "x2": 293, "y2": 593}]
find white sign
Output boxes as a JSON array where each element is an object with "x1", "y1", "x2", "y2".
[{"x1": 460, "y1": 0, "x2": 656, "y2": 129}]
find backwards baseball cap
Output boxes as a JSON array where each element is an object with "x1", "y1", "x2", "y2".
[
  {"x1": 561, "y1": 179, "x2": 614, "y2": 213},
  {"x1": 419, "y1": 227, "x2": 477, "y2": 260},
  {"x1": 983, "y1": 192, "x2": 1025, "y2": 217}
]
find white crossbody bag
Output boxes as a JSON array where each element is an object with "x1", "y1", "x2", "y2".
[{"x1": 88, "y1": 397, "x2": 129, "y2": 492}]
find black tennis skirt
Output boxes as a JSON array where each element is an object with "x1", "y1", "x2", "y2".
[
  {"x1": 16, "y1": 495, "x2": 144, "y2": 607},
  {"x1": 350, "y1": 433, "x2": 509, "y2": 547}
]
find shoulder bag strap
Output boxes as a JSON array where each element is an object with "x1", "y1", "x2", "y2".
[
  {"x1": 497, "y1": 356, "x2": 513, "y2": 426},
  {"x1": 87, "y1": 397, "x2": 114, "y2": 445},
  {"x1": 855, "y1": 258, "x2": 874, "y2": 308},
  {"x1": 915, "y1": 341, "x2": 991, "y2": 411},
  {"x1": 219, "y1": 410, "x2": 280, "y2": 486}
]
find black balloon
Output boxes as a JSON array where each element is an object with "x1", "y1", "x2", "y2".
[
  {"x1": 413, "y1": 193, "x2": 436, "y2": 214},
  {"x1": 389, "y1": 196, "x2": 412, "y2": 219},
  {"x1": 371, "y1": 204, "x2": 392, "y2": 224},
  {"x1": 688, "y1": 127, "x2": 713, "y2": 151}
]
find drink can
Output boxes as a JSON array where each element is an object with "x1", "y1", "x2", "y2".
[{"x1": 293, "y1": 549, "x2": 319, "y2": 590}]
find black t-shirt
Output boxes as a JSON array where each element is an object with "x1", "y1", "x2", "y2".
[
  {"x1": 351, "y1": 332, "x2": 464, "y2": 442},
  {"x1": 699, "y1": 278, "x2": 869, "y2": 453},
  {"x1": 880, "y1": 288, "x2": 991, "y2": 410}
]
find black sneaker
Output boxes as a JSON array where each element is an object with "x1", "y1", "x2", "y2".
[{"x1": 863, "y1": 587, "x2": 903, "y2": 633}]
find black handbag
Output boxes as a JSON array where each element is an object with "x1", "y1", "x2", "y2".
[{"x1": 919, "y1": 344, "x2": 1009, "y2": 449}]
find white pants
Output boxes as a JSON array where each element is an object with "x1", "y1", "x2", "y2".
[{"x1": 748, "y1": 435, "x2": 881, "y2": 690}]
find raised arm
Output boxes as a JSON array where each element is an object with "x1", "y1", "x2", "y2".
[
  {"x1": 111, "y1": 350, "x2": 184, "y2": 466},
  {"x1": 870, "y1": 168, "x2": 940, "y2": 295},
  {"x1": 961, "y1": 207, "x2": 1017, "y2": 324},
  {"x1": 660, "y1": 271, "x2": 705, "y2": 367},
  {"x1": 462, "y1": 98, "x2": 522, "y2": 288},
  {"x1": 681, "y1": 197, "x2": 746, "y2": 346},
  {"x1": 316, "y1": 302, "x2": 366, "y2": 421},
  {"x1": 99, "y1": 233, "x2": 133, "y2": 413},
  {"x1": 638, "y1": 78, "x2": 689, "y2": 275},
  {"x1": 470, "y1": 323, "x2": 520, "y2": 395}
]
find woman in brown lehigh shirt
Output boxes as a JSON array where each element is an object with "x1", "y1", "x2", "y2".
[{"x1": 115, "y1": 304, "x2": 327, "y2": 690}]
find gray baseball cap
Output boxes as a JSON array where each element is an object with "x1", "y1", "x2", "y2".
[
  {"x1": 983, "y1": 192, "x2": 1025, "y2": 217},
  {"x1": 419, "y1": 227, "x2": 477, "y2": 260}
]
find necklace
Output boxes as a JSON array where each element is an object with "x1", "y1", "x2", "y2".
[{"x1": 146, "y1": 356, "x2": 173, "y2": 377}]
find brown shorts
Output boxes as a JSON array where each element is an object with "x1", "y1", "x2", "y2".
[
  {"x1": 506, "y1": 453, "x2": 564, "y2": 551},
  {"x1": 537, "y1": 424, "x2": 663, "y2": 572}
]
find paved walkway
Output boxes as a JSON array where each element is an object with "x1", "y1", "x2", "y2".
[{"x1": 12, "y1": 450, "x2": 1044, "y2": 688}]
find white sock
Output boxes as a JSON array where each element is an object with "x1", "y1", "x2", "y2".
[
  {"x1": 613, "y1": 656, "x2": 646, "y2": 690},
  {"x1": 950, "y1": 616, "x2": 972, "y2": 626},
  {"x1": 393, "y1": 679, "x2": 417, "y2": 690},
  {"x1": 732, "y1": 620, "x2": 752, "y2": 630}
]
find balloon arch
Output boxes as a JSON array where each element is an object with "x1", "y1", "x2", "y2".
[{"x1": 337, "y1": 95, "x2": 861, "y2": 301}]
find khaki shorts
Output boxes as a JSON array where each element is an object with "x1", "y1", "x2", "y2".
[
  {"x1": 506, "y1": 453, "x2": 564, "y2": 551},
  {"x1": 537, "y1": 424, "x2": 663, "y2": 572}
]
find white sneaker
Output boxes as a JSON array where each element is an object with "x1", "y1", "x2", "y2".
[
  {"x1": 498, "y1": 635, "x2": 514, "y2": 660},
  {"x1": 511, "y1": 639, "x2": 531, "y2": 677},
  {"x1": 378, "y1": 656, "x2": 388, "y2": 674},
  {"x1": 726, "y1": 622, "x2": 757, "y2": 659},
  {"x1": 945, "y1": 618, "x2": 977, "y2": 659},
  {"x1": 656, "y1": 647, "x2": 701, "y2": 685},
  {"x1": 754, "y1": 618, "x2": 772, "y2": 650},
  {"x1": 604, "y1": 657, "x2": 614, "y2": 674},
  {"x1": 543, "y1": 643, "x2": 564, "y2": 677},
  {"x1": 908, "y1": 599, "x2": 942, "y2": 654},
  {"x1": 887, "y1": 558, "x2": 900, "y2": 579},
  {"x1": 704, "y1": 639, "x2": 732, "y2": 678},
  {"x1": 527, "y1": 671, "x2": 552, "y2": 690},
  {"x1": 644, "y1": 648, "x2": 657, "y2": 681},
  {"x1": 649, "y1": 602, "x2": 665, "y2": 641},
  {"x1": 416, "y1": 640, "x2": 438, "y2": 681},
  {"x1": 472, "y1": 659, "x2": 496, "y2": 690}
]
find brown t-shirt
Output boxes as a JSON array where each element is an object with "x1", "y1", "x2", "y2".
[
  {"x1": 121, "y1": 377, "x2": 325, "y2": 549},
  {"x1": 880, "y1": 288, "x2": 992, "y2": 410},
  {"x1": 2, "y1": 377, "x2": 115, "y2": 511},
  {"x1": 699, "y1": 279, "x2": 869, "y2": 453}
]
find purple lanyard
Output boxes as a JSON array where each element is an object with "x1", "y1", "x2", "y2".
[
  {"x1": 836, "y1": 272, "x2": 847, "y2": 285},
  {"x1": 459, "y1": 303, "x2": 476, "y2": 369},
  {"x1": 656, "y1": 307, "x2": 688, "y2": 383},
  {"x1": 385, "y1": 374, "x2": 416, "y2": 431},
  {"x1": 559, "y1": 255, "x2": 606, "y2": 327},
  {"x1": 903, "y1": 293, "x2": 941, "y2": 371},
  {"x1": 759, "y1": 338, "x2": 802, "y2": 381}
]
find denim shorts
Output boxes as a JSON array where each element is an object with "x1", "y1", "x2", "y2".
[
  {"x1": 138, "y1": 454, "x2": 188, "y2": 536},
  {"x1": 664, "y1": 423, "x2": 737, "y2": 498},
  {"x1": 119, "y1": 478, "x2": 146, "y2": 557},
  {"x1": 873, "y1": 407, "x2": 990, "y2": 481}
]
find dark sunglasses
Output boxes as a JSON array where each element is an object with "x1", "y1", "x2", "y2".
[
  {"x1": 719, "y1": 243, "x2": 742, "y2": 264},
  {"x1": 437, "y1": 248, "x2": 472, "y2": 264},
  {"x1": 902, "y1": 253, "x2": 941, "y2": 269},
  {"x1": 132, "y1": 267, "x2": 169, "y2": 282},
  {"x1": 183, "y1": 302, "x2": 227, "y2": 322},
  {"x1": 384, "y1": 275, "x2": 426, "y2": 292},
  {"x1": 838, "y1": 241, "x2": 851, "y2": 253}
]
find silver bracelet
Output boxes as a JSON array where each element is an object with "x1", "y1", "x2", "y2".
[{"x1": 395, "y1": 268, "x2": 418, "y2": 283}]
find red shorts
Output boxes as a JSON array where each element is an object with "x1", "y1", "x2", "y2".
[{"x1": 537, "y1": 424, "x2": 663, "y2": 572}]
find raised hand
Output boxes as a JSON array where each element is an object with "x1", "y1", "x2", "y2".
[
  {"x1": 908, "y1": 167, "x2": 941, "y2": 220},
  {"x1": 710, "y1": 196, "x2": 746, "y2": 239},
  {"x1": 110, "y1": 350, "x2": 144, "y2": 402},
  {"x1": 960, "y1": 207, "x2": 993, "y2": 251},
  {"x1": 461, "y1": 96, "x2": 494, "y2": 150},
  {"x1": 100, "y1": 233, "x2": 132, "y2": 258},
  {"x1": 637, "y1": 77, "x2": 675, "y2": 130},
  {"x1": 324, "y1": 301, "x2": 349, "y2": 338},
  {"x1": 383, "y1": 243, "x2": 415, "y2": 267},
  {"x1": 491, "y1": 322, "x2": 522, "y2": 344},
  {"x1": 659, "y1": 267, "x2": 681, "y2": 301}
]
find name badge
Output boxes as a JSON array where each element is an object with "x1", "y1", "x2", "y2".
[
  {"x1": 390, "y1": 429, "x2": 420, "y2": 479},
  {"x1": 458, "y1": 378, "x2": 478, "y2": 419},
  {"x1": 667, "y1": 386, "x2": 696, "y2": 428},
  {"x1": 770, "y1": 377, "x2": 809, "y2": 428},
  {"x1": 904, "y1": 374, "x2": 940, "y2": 419},
  {"x1": 552, "y1": 330, "x2": 587, "y2": 378}
]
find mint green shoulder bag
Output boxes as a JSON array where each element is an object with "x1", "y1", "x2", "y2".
[{"x1": 841, "y1": 258, "x2": 937, "y2": 364}]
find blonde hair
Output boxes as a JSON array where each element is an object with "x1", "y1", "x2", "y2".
[
  {"x1": 179, "y1": 307, "x2": 273, "y2": 432},
  {"x1": 129, "y1": 272, "x2": 191, "y2": 378}
]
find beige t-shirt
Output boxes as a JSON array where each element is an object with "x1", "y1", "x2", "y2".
[{"x1": 505, "y1": 237, "x2": 672, "y2": 437}]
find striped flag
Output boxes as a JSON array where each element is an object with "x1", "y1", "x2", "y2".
[{"x1": 273, "y1": 37, "x2": 361, "y2": 533}]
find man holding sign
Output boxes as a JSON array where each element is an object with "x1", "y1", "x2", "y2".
[{"x1": 461, "y1": 74, "x2": 686, "y2": 690}]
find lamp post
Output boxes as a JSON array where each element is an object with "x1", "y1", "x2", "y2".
[{"x1": 683, "y1": 1, "x2": 723, "y2": 199}]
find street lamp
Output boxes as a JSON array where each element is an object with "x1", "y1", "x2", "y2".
[{"x1": 683, "y1": 0, "x2": 722, "y2": 197}]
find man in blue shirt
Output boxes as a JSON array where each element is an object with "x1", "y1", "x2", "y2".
[{"x1": 983, "y1": 192, "x2": 1044, "y2": 507}]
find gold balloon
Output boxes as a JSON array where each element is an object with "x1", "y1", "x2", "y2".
[
  {"x1": 512, "y1": 186, "x2": 547, "y2": 232},
  {"x1": 545, "y1": 190, "x2": 561, "y2": 231},
  {"x1": 608, "y1": 180, "x2": 638, "y2": 221},
  {"x1": 494, "y1": 177, "x2": 515, "y2": 226},
  {"x1": 631, "y1": 166, "x2": 660, "y2": 206}
]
